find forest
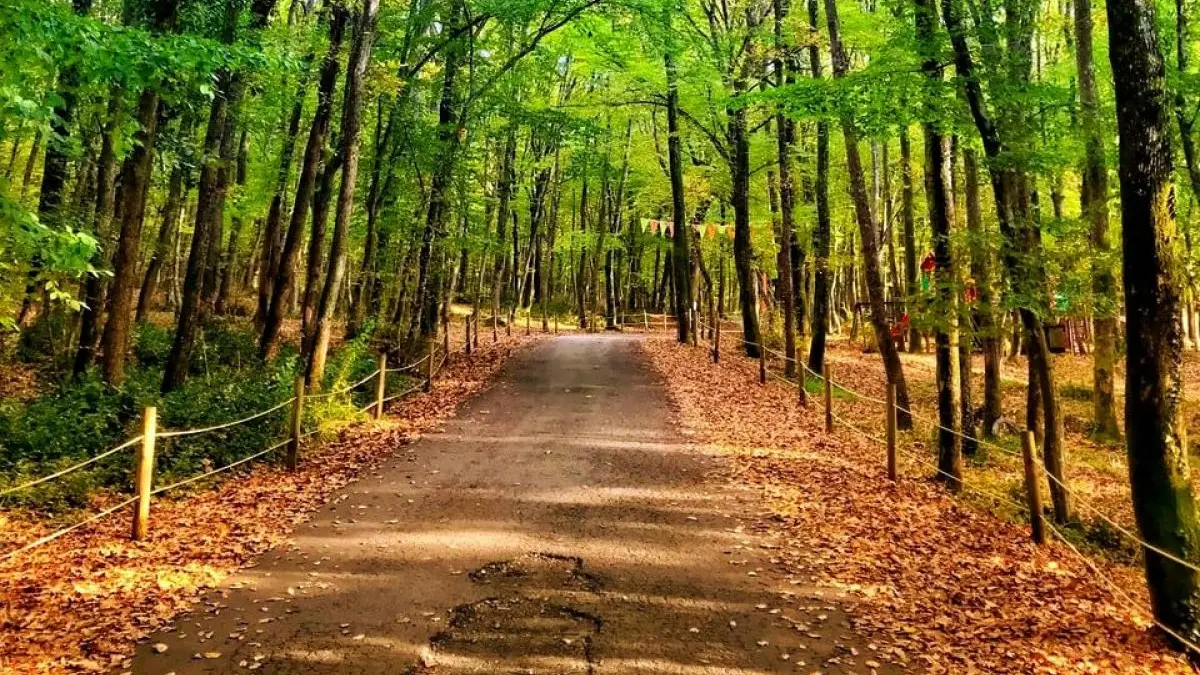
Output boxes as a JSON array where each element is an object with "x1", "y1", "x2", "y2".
[{"x1": 2, "y1": 0, "x2": 1200, "y2": 665}]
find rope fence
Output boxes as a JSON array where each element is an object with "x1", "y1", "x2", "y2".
[
  {"x1": 0, "y1": 328, "x2": 483, "y2": 563},
  {"x1": 691, "y1": 316, "x2": 1200, "y2": 655}
]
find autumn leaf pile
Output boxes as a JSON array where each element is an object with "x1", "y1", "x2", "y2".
[
  {"x1": 641, "y1": 335, "x2": 1193, "y2": 674},
  {"x1": 0, "y1": 335, "x2": 537, "y2": 674}
]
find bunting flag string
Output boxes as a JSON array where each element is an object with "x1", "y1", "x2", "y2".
[{"x1": 639, "y1": 218, "x2": 741, "y2": 240}]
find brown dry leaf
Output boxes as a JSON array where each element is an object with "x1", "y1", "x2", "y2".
[
  {"x1": 641, "y1": 333, "x2": 1192, "y2": 675},
  {"x1": 0, "y1": 336, "x2": 536, "y2": 675}
]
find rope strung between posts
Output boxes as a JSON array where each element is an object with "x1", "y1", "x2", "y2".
[
  {"x1": 0, "y1": 435, "x2": 144, "y2": 497},
  {"x1": 150, "y1": 439, "x2": 290, "y2": 497},
  {"x1": 157, "y1": 398, "x2": 296, "y2": 439},
  {"x1": 307, "y1": 367, "x2": 384, "y2": 400},
  {"x1": 703, "y1": 320, "x2": 1200, "y2": 575},
  {"x1": 1045, "y1": 520, "x2": 1200, "y2": 657},
  {"x1": 0, "y1": 327, "x2": 483, "y2": 563},
  {"x1": 0, "y1": 496, "x2": 139, "y2": 564},
  {"x1": 387, "y1": 352, "x2": 430, "y2": 374}
]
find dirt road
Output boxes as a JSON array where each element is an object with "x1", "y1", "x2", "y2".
[{"x1": 129, "y1": 335, "x2": 894, "y2": 674}]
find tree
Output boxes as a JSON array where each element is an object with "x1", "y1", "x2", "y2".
[
  {"x1": 823, "y1": 0, "x2": 913, "y2": 428},
  {"x1": 306, "y1": 0, "x2": 380, "y2": 387},
  {"x1": 1107, "y1": 0, "x2": 1200, "y2": 644},
  {"x1": 914, "y1": 0, "x2": 961, "y2": 485}
]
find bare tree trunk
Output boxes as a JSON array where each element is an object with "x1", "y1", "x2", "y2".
[
  {"x1": 1108, "y1": 0, "x2": 1200, "y2": 644},
  {"x1": 916, "y1": 0, "x2": 961, "y2": 482},
  {"x1": 136, "y1": 165, "x2": 185, "y2": 322},
  {"x1": 825, "y1": 0, "x2": 913, "y2": 428},
  {"x1": 775, "y1": 0, "x2": 797, "y2": 376},
  {"x1": 1076, "y1": 0, "x2": 1120, "y2": 439},
  {"x1": 900, "y1": 129, "x2": 921, "y2": 352},
  {"x1": 963, "y1": 148, "x2": 1002, "y2": 434},
  {"x1": 261, "y1": 7, "x2": 347, "y2": 358},
  {"x1": 101, "y1": 90, "x2": 161, "y2": 385},
  {"x1": 301, "y1": 152, "x2": 340, "y2": 354},
  {"x1": 942, "y1": 0, "x2": 1071, "y2": 522},
  {"x1": 72, "y1": 95, "x2": 119, "y2": 376},
  {"x1": 307, "y1": 0, "x2": 379, "y2": 386},
  {"x1": 807, "y1": 0, "x2": 832, "y2": 374},
  {"x1": 163, "y1": 0, "x2": 274, "y2": 392},
  {"x1": 666, "y1": 47, "x2": 692, "y2": 344},
  {"x1": 256, "y1": 54, "x2": 315, "y2": 329},
  {"x1": 215, "y1": 129, "x2": 250, "y2": 315},
  {"x1": 162, "y1": 71, "x2": 238, "y2": 392}
]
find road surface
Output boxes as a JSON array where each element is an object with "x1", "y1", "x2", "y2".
[{"x1": 129, "y1": 335, "x2": 894, "y2": 674}]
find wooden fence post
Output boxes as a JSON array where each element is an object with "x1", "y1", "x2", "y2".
[
  {"x1": 690, "y1": 308, "x2": 699, "y2": 347},
  {"x1": 824, "y1": 365, "x2": 834, "y2": 433},
  {"x1": 758, "y1": 341, "x2": 767, "y2": 384},
  {"x1": 714, "y1": 318, "x2": 721, "y2": 363},
  {"x1": 525, "y1": 309, "x2": 531, "y2": 335},
  {"x1": 1022, "y1": 431, "x2": 1046, "y2": 544},
  {"x1": 465, "y1": 314, "x2": 472, "y2": 355},
  {"x1": 442, "y1": 313, "x2": 450, "y2": 358},
  {"x1": 554, "y1": 313, "x2": 559, "y2": 334},
  {"x1": 374, "y1": 353, "x2": 387, "y2": 420},
  {"x1": 131, "y1": 406, "x2": 157, "y2": 541},
  {"x1": 288, "y1": 377, "x2": 303, "y2": 471},
  {"x1": 798, "y1": 367, "x2": 807, "y2": 407},
  {"x1": 886, "y1": 383, "x2": 898, "y2": 481},
  {"x1": 425, "y1": 338, "x2": 436, "y2": 392}
]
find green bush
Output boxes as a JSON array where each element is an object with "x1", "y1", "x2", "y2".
[
  {"x1": 134, "y1": 322, "x2": 173, "y2": 367},
  {"x1": 0, "y1": 321, "x2": 388, "y2": 512}
]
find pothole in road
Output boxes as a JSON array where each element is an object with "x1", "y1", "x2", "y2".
[
  {"x1": 419, "y1": 553, "x2": 603, "y2": 674},
  {"x1": 468, "y1": 552, "x2": 601, "y2": 592}
]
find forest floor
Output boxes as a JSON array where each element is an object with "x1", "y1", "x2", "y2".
[
  {"x1": 648, "y1": 325, "x2": 1193, "y2": 673},
  {"x1": 787, "y1": 330, "x2": 1183, "y2": 560},
  {"x1": 0, "y1": 332, "x2": 536, "y2": 674},
  {"x1": 118, "y1": 333, "x2": 898, "y2": 675},
  {"x1": 3, "y1": 320, "x2": 1194, "y2": 674}
]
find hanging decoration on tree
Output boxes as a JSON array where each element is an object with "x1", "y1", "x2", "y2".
[{"x1": 920, "y1": 251, "x2": 936, "y2": 292}]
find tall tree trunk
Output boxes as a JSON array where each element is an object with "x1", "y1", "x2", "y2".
[
  {"x1": 260, "y1": 6, "x2": 348, "y2": 358},
  {"x1": 350, "y1": 96, "x2": 392, "y2": 335},
  {"x1": 413, "y1": 0, "x2": 465, "y2": 341},
  {"x1": 666, "y1": 48, "x2": 692, "y2": 344},
  {"x1": 775, "y1": 0, "x2": 798, "y2": 377},
  {"x1": 256, "y1": 54, "x2": 316, "y2": 329},
  {"x1": 1076, "y1": 0, "x2": 1120, "y2": 439},
  {"x1": 491, "y1": 126, "x2": 516, "y2": 337},
  {"x1": 807, "y1": 0, "x2": 832, "y2": 374},
  {"x1": 215, "y1": 129, "x2": 250, "y2": 315},
  {"x1": 825, "y1": 0, "x2": 913, "y2": 428},
  {"x1": 163, "y1": 0, "x2": 274, "y2": 392},
  {"x1": 72, "y1": 95, "x2": 119, "y2": 376},
  {"x1": 963, "y1": 148, "x2": 1002, "y2": 435},
  {"x1": 1108, "y1": 0, "x2": 1200, "y2": 645},
  {"x1": 162, "y1": 74, "x2": 236, "y2": 392},
  {"x1": 136, "y1": 165, "x2": 185, "y2": 322},
  {"x1": 307, "y1": 0, "x2": 379, "y2": 387},
  {"x1": 916, "y1": 0, "x2": 961, "y2": 483},
  {"x1": 729, "y1": 73, "x2": 761, "y2": 357},
  {"x1": 301, "y1": 152, "x2": 340, "y2": 354},
  {"x1": 900, "y1": 128, "x2": 921, "y2": 351},
  {"x1": 942, "y1": 0, "x2": 1071, "y2": 522},
  {"x1": 100, "y1": 89, "x2": 161, "y2": 385}
]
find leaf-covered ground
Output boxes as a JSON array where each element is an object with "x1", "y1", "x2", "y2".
[
  {"x1": 641, "y1": 333, "x2": 1193, "y2": 674},
  {"x1": 0, "y1": 335, "x2": 536, "y2": 674}
]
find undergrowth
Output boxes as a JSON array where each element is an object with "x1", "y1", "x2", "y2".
[{"x1": 0, "y1": 319, "x2": 406, "y2": 512}]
